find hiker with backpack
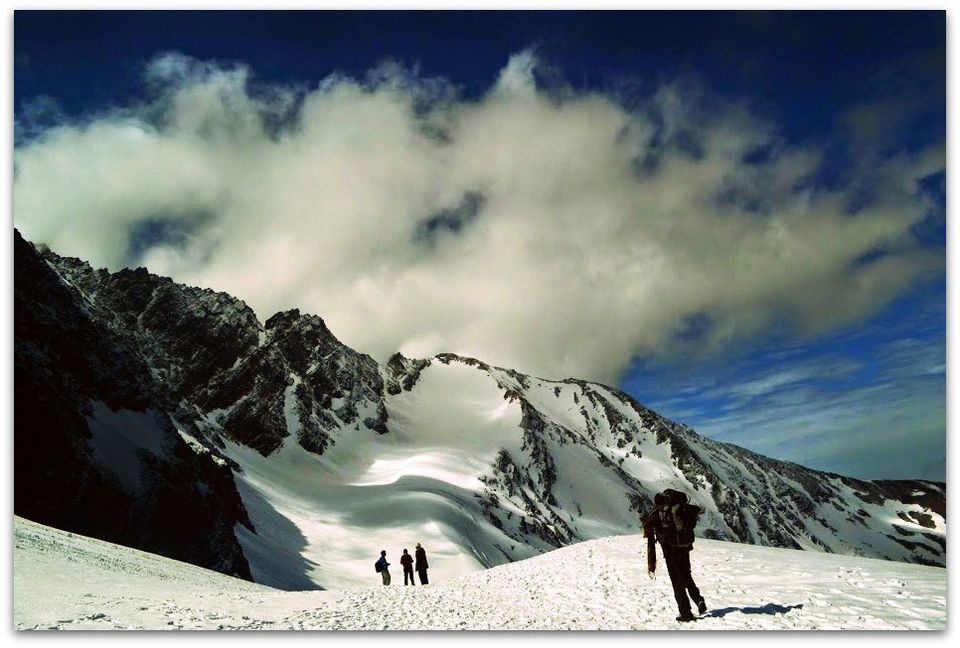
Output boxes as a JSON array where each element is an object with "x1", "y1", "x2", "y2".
[
  {"x1": 375, "y1": 550, "x2": 391, "y2": 586},
  {"x1": 642, "y1": 488, "x2": 707, "y2": 623},
  {"x1": 400, "y1": 548, "x2": 416, "y2": 585}
]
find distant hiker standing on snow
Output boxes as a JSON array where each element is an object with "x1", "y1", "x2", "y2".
[
  {"x1": 400, "y1": 549, "x2": 416, "y2": 585},
  {"x1": 415, "y1": 542, "x2": 429, "y2": 585},
  {"x1": 375, "y1": 550, "x2": 391, "y2": 586},
  {"x1": 642, "y1": 488, "x2": 707, "y2": 623}
]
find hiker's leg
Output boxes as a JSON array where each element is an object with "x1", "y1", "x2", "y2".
[
  {"x1": 419, "y1": 569, "x2": 428, "y2": 585},
  {"x1": 678, "y1": 548, "x2": 702, "y2": 604},
  {"x1": 662, "y1": 545, "x2": 691, "y2": 615}
]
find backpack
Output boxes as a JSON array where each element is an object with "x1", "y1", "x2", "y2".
[
  {"x1": 375, "y1": 560, "x2": 383, "y2": 573},
  {"x1": 671, "y1": 502, "x2": 702, "y2": 546},
  {"x1": 654, "y1": 489, "x2": 701, "y2": 547}
]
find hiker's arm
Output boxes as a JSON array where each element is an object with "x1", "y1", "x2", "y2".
[{"x1": 641, "y1": 506, "x2": 659, "y2": 535}]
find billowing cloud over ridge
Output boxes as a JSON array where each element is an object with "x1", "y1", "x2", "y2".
[{"x1": 14, "y1": 51, "x2": 944, "y2": 382}]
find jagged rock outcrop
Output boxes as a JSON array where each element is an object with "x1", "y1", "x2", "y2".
[{"x1": 383, "y1": 352, "x2": 430, "y2": 394}]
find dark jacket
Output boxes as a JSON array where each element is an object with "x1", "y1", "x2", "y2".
[
  {"x1": 415, "y1": 547, "x2": 428, "y2": 570},
  {"x1": 654, "y1": 504, "x2": 702, "y2": 548},
  {"x1": 400, "y1": 553, "x2": 413, "y2": 570},
  {"x1": 376, "y1": 556, "x2": 390, "y2": 571}
]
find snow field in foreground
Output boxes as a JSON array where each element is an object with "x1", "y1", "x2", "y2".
[{"x1": 14, "y1": 516, "x2": 945, "y2": 631}]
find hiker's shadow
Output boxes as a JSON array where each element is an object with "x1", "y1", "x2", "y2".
[{"x1": 706, "y1": 603, "x2": 804, "y2": 618}]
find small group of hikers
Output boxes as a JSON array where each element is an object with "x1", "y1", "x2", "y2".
[
  {"x1": 643, "y1": 487, "x2": 708, "y2": 623},
  {"x1": 375, "y1": 542, "x2": 429, "y2": 586}
]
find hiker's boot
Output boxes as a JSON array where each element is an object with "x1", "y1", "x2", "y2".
[
  {"x1": 696, "y1": 598, "x2": 707, "y2": 615},
  {"x1": 676, "y1": 611, "x2": 697, "y2": 623}
]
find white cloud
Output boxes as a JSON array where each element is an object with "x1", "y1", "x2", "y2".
[
  {"x1": 12, "y1": 51, "x2": 945, "y2": 383},
  {"x1": 494, "y1": 49, "x2": 539, "y2": 96}
]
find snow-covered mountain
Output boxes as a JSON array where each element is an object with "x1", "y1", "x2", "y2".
[
  {"x1": 13, "y1": 230, "x2": 946, "y2": 592},
  {"x1": 14, "y1": 516, "x2": 946, "y2": 630}
]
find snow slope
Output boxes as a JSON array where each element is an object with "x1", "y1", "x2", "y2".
[
  {"x1": 223, "y1": 360, "x2": 538, "y2": 590},
  {"x1": 13, "y1": 516, "x2": 946, "y2": 631}
]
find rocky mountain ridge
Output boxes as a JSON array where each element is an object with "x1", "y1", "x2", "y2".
[{"x1": 14, "y1": 229, "x2": 946, "y2": 589}]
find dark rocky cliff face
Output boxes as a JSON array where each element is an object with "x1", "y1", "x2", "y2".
[{"x1": 14, "y1": 231, "x2": 253, "y2": 578}]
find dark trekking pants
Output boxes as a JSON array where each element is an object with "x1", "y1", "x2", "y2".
[
  {"x1": 404, "y1": 568, "x2": 416, "y2": 585},
  {"x1": 417, "y1": 568, "x2": 428, "y2": 585},
  {"x1": 660, "y1": 543, "x2": 702, "y2": 615}
]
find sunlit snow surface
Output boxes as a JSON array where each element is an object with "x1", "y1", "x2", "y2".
[
  {"x1": 14, "y1": 516, "x2": 946, "y2": 631},
  {"x1": 224, "y1": 361, "x2": 526, "y2": 589}
]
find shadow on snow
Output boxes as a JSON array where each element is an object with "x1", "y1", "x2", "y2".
[{"x1": 705, "y1": 603, "x2": 804, "y2": 618}]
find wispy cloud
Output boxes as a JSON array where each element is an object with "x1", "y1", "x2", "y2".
[
  {"x1": 13, "y1": 50, "x2": 944, "y2": 383},
  {"x1": 702, "y1": 358, "x2": 862, "y2": 402},
  {"x1": 628, "y1": 295, "x2": 945, "y2": 480}
]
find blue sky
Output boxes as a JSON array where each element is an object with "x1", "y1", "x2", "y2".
[
  {"x1": 624, "y1": 279, "x2": 945, "y2": 480},
  {"x1": 14, "y1": 10, "x2": 945, "y2": 480}
]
